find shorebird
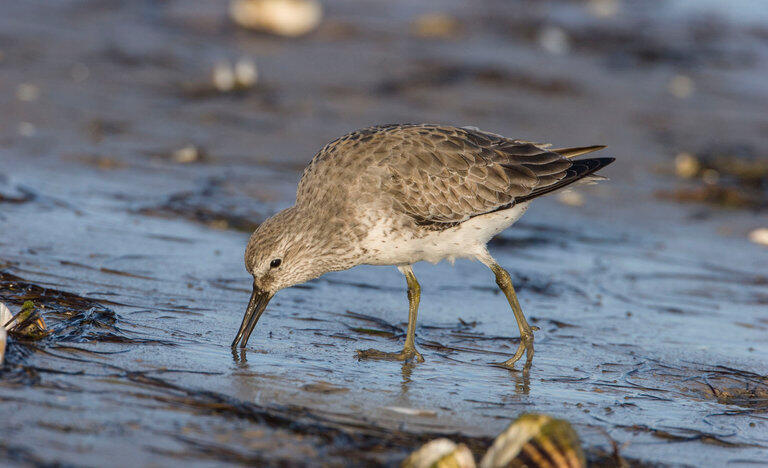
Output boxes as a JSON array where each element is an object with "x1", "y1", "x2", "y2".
[{"x1": 234, "y1": 124, "x2": 613, "y2": 369}]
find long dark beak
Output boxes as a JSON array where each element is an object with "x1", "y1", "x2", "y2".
[{"x1": 231, "y1": 284, "x2": 272, "y2": 348}]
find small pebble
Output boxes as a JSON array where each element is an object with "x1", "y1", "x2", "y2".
[
  {"x1": 538, "y1": 26, "x2": 570, "y2": 55},
  {"x1": 675, "y1": 152, "x2": 700, "y2": 178},
  {"x1": 587, "y1": 0, "x2": 619, "y2": 18},
  {"x1": 411, "y1": 13, "x2": 461, "y2": 39},
  {"x1": 234, "y1": 58, "x2": 258, "y2": 87},
  {"x1": 18, "y1": 122, "x2": 36, "y2": 137},
  {"x1": 71, "y1": 63, "x2": 90, "y2": 82},
  {"x1": 213, "y1": 61, "x2": 236, "y2": 92},
  {"x1": 701, "y1": 168, "x2": 719, "y2": 185},
  {"x1": 172, "y1": 145, "x2": 204, "y2": 163},
  {"x1": 16, "y1": 83, "x2": 40, "y2": 102},
  {"x1": 668, "y1": 74, "x2": 695, "y2": 99}
]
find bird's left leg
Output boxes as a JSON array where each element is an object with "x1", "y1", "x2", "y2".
[
  {"x1": 479, "y1": 251, "x2": 537, "y2": 369},
  {"x1": 356, "y1": 265, "x2": 425, "y2": 363}
]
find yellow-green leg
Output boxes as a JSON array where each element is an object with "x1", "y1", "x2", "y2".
[
  {"x1": 356, "y1": 265, "x2": 425, "y2": 363},
  {"x1": 489, "y1": 263, "x2": 536, "y2": 369}
]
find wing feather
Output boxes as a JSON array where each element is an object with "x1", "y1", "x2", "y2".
[{"x1": 299, "y1": 124, "x2": 611, "y2": 229}]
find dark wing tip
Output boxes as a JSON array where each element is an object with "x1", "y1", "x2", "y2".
[
  {"x1": 567, "y1": 156, "x2": 615, "y2": 177},
  {"x1": 516, "y1": 156, "x2": 615, "y2": 202},
  {"x1": 585, "y1": 156, "x2": 615, "y2": 167}
]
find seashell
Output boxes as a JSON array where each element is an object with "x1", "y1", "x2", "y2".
[
  {"x1": 403, "y1": 438, "x2": 476, "y2": 468},
  {"x1": 480, "y1": 414, "x2": 585, "y2": 468},
  {"x1": 229, "y1": 0, "x2": 322, "y2": 37}
]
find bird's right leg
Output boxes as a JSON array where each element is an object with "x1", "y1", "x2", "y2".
[{"x1": 356, "y1": 265, "x2": 425, "y2": 363}]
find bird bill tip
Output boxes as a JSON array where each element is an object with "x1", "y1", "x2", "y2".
[{"x1": 231, "y1": 286, "x2": 272, "y2": 348}]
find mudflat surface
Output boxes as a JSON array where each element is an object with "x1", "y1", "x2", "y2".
[{"x1": 1, "y1": 0, "x2": 767, "y2": 466}]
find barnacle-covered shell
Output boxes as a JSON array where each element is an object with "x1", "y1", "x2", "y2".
[
  {"x1": 479, "y1": 414, "x2": 585, "y2": 468},
  {"x1": 403, "y1": 438, "x2": 476, "y2": 468},
  {"x1": 6, "y1": 301, "x2": 47, "y2": 340}
]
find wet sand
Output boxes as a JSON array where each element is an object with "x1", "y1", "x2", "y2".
[{"x1": 2, "y1": 0, "x2": 768, "y2": 466}]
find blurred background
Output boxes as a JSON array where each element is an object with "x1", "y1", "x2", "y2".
[
  {"x1": 3, "y1": 0, "x2": 768, "y2": 225},
  {"x1": 1, "y1": 0, "x2": 767, "y2": 466}
]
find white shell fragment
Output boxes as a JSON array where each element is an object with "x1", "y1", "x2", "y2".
[
  {"x1": 172, "y1": 145, "x2": 203, "y2": 163},
  {"x1": 748, "y1": 228, "x2": 768, "y2": 246},
  {"x1": 402, "y1": 439, "x2": 476, "y2": 468},
  {"x1": 1, "y1": 302, "x2": 11, "y2": 366},
  {"x1": 384, "y1": 406, "x2": 437, "y2": 417},
  {"x1": 212, "y1": 59, "x2": 258, "y2": 92},
  {"x1": 1, "y1": 301, "x2": 14, "y2": 330},
  {"x1": 229, "y1": 0, "x2": 322, "y2": 37}
]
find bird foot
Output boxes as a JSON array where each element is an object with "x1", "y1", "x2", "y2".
[
  {"x1": 490, "y1": 329, "x2": 534, "y2": 370},
  {"x1": 356, "y1": 347, "x2": 424, "y2": 363}
]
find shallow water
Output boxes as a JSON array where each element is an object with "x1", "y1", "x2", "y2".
[
  {"x1": 669, "y1": 0, "x2": 768, "y2": 25},
  {"x1": 2, "y1": 0, "x2": 768, "y2": 466}
]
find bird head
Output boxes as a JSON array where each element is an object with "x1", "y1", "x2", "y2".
[{"x1": 232, "y1": 207, "x2": 330, "y2": 348}]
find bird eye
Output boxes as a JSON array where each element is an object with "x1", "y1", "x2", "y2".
[{"x1": 270, "y1": 258, "x2": 282, "y2": 268}]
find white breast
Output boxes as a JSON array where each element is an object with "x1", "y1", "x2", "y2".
[{"x1": 361, "y1": 202, "x2": 530, "y2": 266}]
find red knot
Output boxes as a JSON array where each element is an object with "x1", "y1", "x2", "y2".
[{"x1": 233, "y1": 124, "x2": 614, "y2": 369}]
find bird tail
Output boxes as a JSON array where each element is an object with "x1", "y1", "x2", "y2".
[
  {"x1": 551, "y1": 145, "x2": 607, "y2": 159},
  {"x1": 516, "y1": 157, "x2": 615, "y2": 202}
]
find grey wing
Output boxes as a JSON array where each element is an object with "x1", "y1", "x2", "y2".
[{"x1": 381, "y1": 126, "x2": 574, "y2": 227}]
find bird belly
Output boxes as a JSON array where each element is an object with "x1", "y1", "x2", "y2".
[{"x1": 361, "y1": 202, "x2": 529, "y2": 266}]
